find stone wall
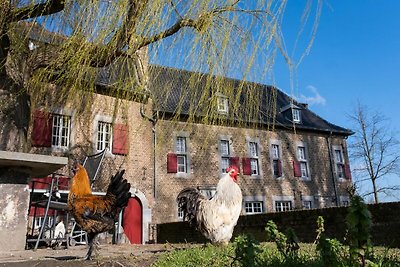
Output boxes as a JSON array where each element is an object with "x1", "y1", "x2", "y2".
[{"x1": 157, "y1": 202, "x2": 400, "y2": 248}]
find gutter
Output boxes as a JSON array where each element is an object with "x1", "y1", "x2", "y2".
[{"x1": 140, "y1": 102, "x2": 158, "y2": 198}]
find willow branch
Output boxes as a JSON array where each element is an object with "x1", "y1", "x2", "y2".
[{"x1": 11, "y1": 0, "x2": 65, "y2": 22}]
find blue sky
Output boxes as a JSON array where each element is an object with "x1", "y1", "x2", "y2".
[
  {"x1": 149, "y1": 1, "x2": 400, "y2": 201},
  {"x1": 276, "y1": 1, "x2": 400, "y2": 201}
]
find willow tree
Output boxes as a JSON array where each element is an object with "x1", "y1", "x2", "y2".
[{"x1": 0, "y1": 0, "x2": 321, "y2": 152}]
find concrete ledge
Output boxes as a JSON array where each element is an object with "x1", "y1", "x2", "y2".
[{"x1": 0, "y1": 150, "x2": 68, "y2": 177}]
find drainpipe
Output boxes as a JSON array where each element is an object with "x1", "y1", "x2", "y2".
[
  {"x1": 327, "y1": 132, "x2": 340, "y2": 206},
  {"x1": 140, "y1": 103, "x2": 158, "y2": 199}
]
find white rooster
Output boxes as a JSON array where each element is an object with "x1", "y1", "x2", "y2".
[{"x1": 177, "y1": 166, "x2": 242, "y2": 245}]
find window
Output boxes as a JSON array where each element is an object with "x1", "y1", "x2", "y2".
[
  {"x1": 33, "y1": 217, "x2": 54, "y2": 230},
  {"x1": 275, "y1": 201, "x2": 293, "y2": 212},
  {"x1": 302, "y1": 201, "x2": 312, "y2": 209},
  {"x1": 220, "y1": 139, "x2": 231, "y2": 173},
  {"x1": 334, "y1": 148, "x2": 345, "y2": 178},
  {"x1": 177, "y1": 206, "x2": 184, "y2": 220},
  {"x1": 199, "y1": 187, "x2": 216, "y2": 199},
  {"x1": 217, "y1": 96, "x2": 229, "y2": 114},
  {"x1": 176, "y1": 137, "x2": 188, "y2": 173},
  {"x1": 97, "y1": 121, "x2": 112, "y2": 151},
  {"x1": 249, "y1": 142, "x2": 259, "y2": 175},
  {"x1": 297, "y1": 146, "x2": 310, "y2": 178},
  {"x1": 292, "y1": 108, "x2": 301, "y2": 123},
  {"x1": 52, "y1": 114, "x2": 71, "y2": 148},
  {"x1": 271, "y1": 143, "x2": 282, "y2": 178},
  {"x1": 245, "y1": 201, "x2": 263, "y2": 214}
]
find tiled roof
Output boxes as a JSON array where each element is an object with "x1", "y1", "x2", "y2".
[{"x1": 148, "y1": 65, "x2": 353, "y2": 136}]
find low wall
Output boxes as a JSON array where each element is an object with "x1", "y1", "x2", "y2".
[{"x1": 156, "y1": 202, "x2": 400, "y2": 247}]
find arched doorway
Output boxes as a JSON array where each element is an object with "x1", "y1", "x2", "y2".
[{"x1": 123, "y1": 197, "x2": 142, "y2": 244}]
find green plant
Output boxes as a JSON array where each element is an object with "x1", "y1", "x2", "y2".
[
  {"x1": 346, "y1": 195, "x2": 373, "y2": 266},
  {"x1": 233, "y1": 234, "x2": 262, "y2": 267},
  {"x1": 315, "y1": 216, "x2": 346, "y2": 267},
  {"x1": 265, "y1": 220, "x2": 300, "y2": 259}
]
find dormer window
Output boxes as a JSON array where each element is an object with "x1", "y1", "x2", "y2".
[
  {"x1": 217, "y1": 96, "x2": 229, "y2": 114},
  {"x1": 292, "y1": 108, "x2": 301, "y2": 123}
]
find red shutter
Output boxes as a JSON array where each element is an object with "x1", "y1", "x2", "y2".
[
  {"x1": 344, "y1": 164, "x2": 352, "y2": 180},
  {"x1": 31, "y1": 110, "x2": 52, "y2": 147},
  {"x1": 277, "y1": 159, "x2": 283, "y2": 177},
  {"x1": 229, "y1": 157, "x2": 240, "y2": 172},
  {"x1": 242, "y1": 157, "x2": 252, "y2": 175},
  {"x1": 112, "y1": 124, "x2": 129, "y2": 155},
  {"x1": 293, "y1": 160, "x2": 302, "y2": 177},
  {"x1": 167, "y1": 153, "x2": 177, "y2": 173}
]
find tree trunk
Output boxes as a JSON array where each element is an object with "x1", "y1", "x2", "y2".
[{"x1": 371, "y1": 178, "x2": 379, "y2": 204}]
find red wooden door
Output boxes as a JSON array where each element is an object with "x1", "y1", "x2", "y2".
[{"x1": 123, "y1": 197, "x2": 142, "y2": 244}]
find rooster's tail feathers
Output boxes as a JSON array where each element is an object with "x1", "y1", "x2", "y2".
[
  {"x1": 107, "y1": 170, "x2": 131, "y2": 208},
  {"x1": 176, "y1": 188, "x2": 205, "y2": 226}
]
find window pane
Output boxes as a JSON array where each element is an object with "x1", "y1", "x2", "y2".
[
  {"x1": 220, "y1": 140, "x2": 230, "y2": 156},
  {"x1": 303, "y1": 201, "x2": 312, "y2": 209},
  {"x1": 298, "y1": 147, "x2": 306, "y2": 160},
  {"x1": 176, "y1": 137, "x2": 186, "y2": 153},
  {"x1": 272, "y1": 144, "x2": 280, "y2": 159},
  {"x1": 300, "y1": 162, "x2": 308, "y2": 177},
  {"x1": 250, "y1": 159, "x2": 259, "y2": 175},
  {"x1": 221, "y1": 157, "x2": 230, "y2": 173},
  {"x1": 97, "y1": 121, "x2": 112, "y2": 151},
  {"x1": 293, "y1": 109, "x2": 301, "y2": 122},
  {"x1": 273, "y1": 160, "x2": 280, "y2": 177},
  {"x1": 177, "y1": 155, "x2": 187, "y2": 173},
  {"x1": 335, "y1": 149, "x2": 343, "y2": 163},
  {"x1": 245, "y1": 201, "x2": 263, "y2": 214},
  {"x1": 249, "y1": 142, "x2": 258, "y2": 157},
  {"x1": 52, "y1": 114, "x2": 70, "y2": 148}
]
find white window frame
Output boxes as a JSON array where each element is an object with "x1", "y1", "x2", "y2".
[
  {"x1": 51, "y1": 114, "x2": 71, "y2": 149},
  {"x1": 244, "y1": 201, "x2": 263, "y2": 214},
  {"x1": 333, "y1": 145, "x2": 346, "y2": 180},
  {"x1": 177, "y1": 206, "x2": 184, "y2": 220},
  {"x1": 270, "y1": 140, "x2": 283, "y2": 178},
  {"x1": 217, "y1": 96, "x2": 229, "y2": 114},
  {"x1": 301, "y1": 195, "x2": 314, "y2": 210},
  {"x1": 243, "y1": 196, "x2": 265, "y2": 214},
  {"x1": 97, "y1": 121, "x2": 113, "y2": 152},
  {"x1": 248, "y1": 141, "x2": 260, "y2": 176},
  {"x1": 176, "y1": 136, "x2": 188, "y2": 174},
  {"x1": 219, "y1": 138, "x2": 232, "y2": 174},
  {"x1": 292, "y1": 108, "x2": 301, "y2": 123},
  {"x1": 297, "y1": 142, "x2": 311, "y2": 180},
  {"x1": 275, "y1": 201, "x2": 293, "y2": 212},
  {"x1": 273, "y1": 196, "x2": 294, "y2": 212}
]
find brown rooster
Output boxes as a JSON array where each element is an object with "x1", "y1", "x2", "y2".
[
  {"x1": 177, "y1": 166, "x2": 242, "y2": 245},
  {"x1": 68, "y1": 164, "x2": 131, "y2": 260}
]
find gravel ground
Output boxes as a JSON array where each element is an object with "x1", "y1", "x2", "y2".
[{"x1": 0, "y1": 243, "x2": 191, "y2": 267}]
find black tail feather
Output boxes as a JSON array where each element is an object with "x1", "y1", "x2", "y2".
[
  {"x1": 107, "y1": 170, "x2": 131, "y2": 208},
  {"x1": 176, "y1": 188, "x2": 205, "y2": 226}
]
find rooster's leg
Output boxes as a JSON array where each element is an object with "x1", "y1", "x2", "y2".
[{"x1": 84, "y1": 233, "x2": 97, "y2": 260}]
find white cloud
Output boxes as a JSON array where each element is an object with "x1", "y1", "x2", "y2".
[{"x1": 298, "y1": 85, "x2": 326, "y2": 106}]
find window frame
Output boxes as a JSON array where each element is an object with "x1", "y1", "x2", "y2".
[
  {"x1": 219, "y1": 138, "x2": 232, "y2": 174},
  {"x1": 51, "y1": 113, "x2": 71, "y2": 150},
  {"x1": 270, "y1": 140, "x2": 283, "y2": 178},
  {"x1": 176, "y1": 136, "x2": 188, "y2": 174},
  {"x1": 333, "y1": 145, "x2": 346, "y2": 180},
  {"x1": 296, "y1": 143, "x2": 311, "y2": 180},
  {"x1": 217, "y1": 96, "x2": 229, "y2": 114},
  {"x1": 248, "y1": 140, "x2": 260, "y2": 176},
  {"x1": 292, "y1": 108, "x2": 301, "y2": 123},
  {"x1": 273, "y1": 196, "x2": 294, "y2": 212},
  {"x1": 97, "y1": 120, "x2": 113, "y2": 152},
  {"x1": 275, "y1": 201, "x2": 293, "y2": 212},
  {"x1": 244, "y1": 201, "x2": 263, "y2": 214}
]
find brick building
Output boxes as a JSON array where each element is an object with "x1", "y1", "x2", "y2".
[
  {"x1": 2, "y1": 40, "x2": 353, "y2": 244},
  {"x1": 148, "y1": 65, "x2": 353, "y2": 224}
]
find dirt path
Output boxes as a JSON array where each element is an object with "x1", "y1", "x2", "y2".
[{"x1": 0, "y1": 243, "x2": 191, "y2": 266}]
